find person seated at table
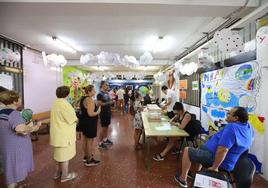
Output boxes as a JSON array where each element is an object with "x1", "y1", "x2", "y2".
[
  {"x1": 174, "y1": 106, "x2": 253, "y2": 188},
  {"x1": 153, "y1": 102, "x2": 199, "y2": 161}
]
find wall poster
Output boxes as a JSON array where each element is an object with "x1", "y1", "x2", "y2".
[{"x1": 200, "y1": 61, "x2": 262, "y2": 131}]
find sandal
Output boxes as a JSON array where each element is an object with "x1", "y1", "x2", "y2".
[
  {"x1": 60, "y1": 172, "x2": 78, "y2": 183},
  {"x1": 153, "y1": 154, "x2": 164, "y2": 161}
]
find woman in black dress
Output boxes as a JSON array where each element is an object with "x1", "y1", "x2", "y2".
[{"x1": 79, "y1": 85, "x2": 101, "y2": 166}]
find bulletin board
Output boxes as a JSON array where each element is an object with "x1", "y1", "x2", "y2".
[{"x1": 200, "y1": 60, "x2": 261, "y2": 130}]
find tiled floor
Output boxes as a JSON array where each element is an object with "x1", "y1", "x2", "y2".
[{"x1": 1, "y1": 111, "x2": 268, "y2": 187}]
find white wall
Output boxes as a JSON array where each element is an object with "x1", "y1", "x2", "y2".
[
  {"x1": 250, "y1": 66, "x2": 268, "y2": 180},
  {"x1": 23, "y1": 49, "x2": 62, "y2": 114},
  {"x1": 183, "y1": 103, "x2": 201, "y2": 120}
]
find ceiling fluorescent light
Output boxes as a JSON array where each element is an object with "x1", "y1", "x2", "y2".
[
  {"x1": 52, "y1": 36, "x2": 77, "y2": 54},
  {"x1": 144, "y1": 36, "x2": 173, "y2": 53}
]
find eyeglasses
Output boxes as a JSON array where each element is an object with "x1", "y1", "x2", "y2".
[{"x1": 227, "y1": 112, "x2": 233, "y2": 116}]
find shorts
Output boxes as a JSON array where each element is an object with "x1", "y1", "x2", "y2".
[
  {"x1": 80, "y1": 121, "x2": 98, "y2": 139},
  {"x1": 188, "y1": 145, "x2": 214, "y2": 167},
  {"x1": 100, "y1": 115, "x2": 111, "y2": 127},
  {"x1": 167, "y1": 111, "x2": 175, "y2": 119}
]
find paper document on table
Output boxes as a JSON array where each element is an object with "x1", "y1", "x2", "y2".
[{"x1": 155, "y1": 123, "x2": 171, "y2": 131}]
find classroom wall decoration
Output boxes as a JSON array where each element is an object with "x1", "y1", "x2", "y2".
[
  {"x1": 212, "y1": 28, "x2": 244, "y2": 54},
  {"x1": 201, "y1": 60, "x2": 261, "y2": 131},
  {"x1": 192, "y1": 81, "x2": 199, "y2": 91},
  {"x1": 63, "y1": 66, "x2": 90, "y2": 103},
  {"x1": 179, "y1": 80, "x2": 188, "y2": 89}
]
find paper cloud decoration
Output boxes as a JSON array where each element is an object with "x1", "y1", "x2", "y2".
[
  {"x1": 140, "y1": 52, "x2": 153, "y2": 64},
  {"x1": 212, "y1": 29, "x2": 244, "y2": 53},
  {"x1": 198, "y1": 50, "x2": 214, "y2": 68},
  {"x1": 97, "y1": 51, "x2": 121, "y2": 65},
  {"x1": 180, "y1": 62, "x2": 198, "y2": 76},
  {"x1": 154, "y1": 72, "x2": 167, "y2": 83},
  {"x1": 80, "y1": 53, "x2": 97, "y2": 64},
  {"x1": 46, "y1": 53, "x2": 67, "y2": 67}
]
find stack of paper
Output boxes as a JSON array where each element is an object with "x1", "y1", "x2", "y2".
[{"x1": 155, "y1": 123, "x2": 171, "y2": 131}]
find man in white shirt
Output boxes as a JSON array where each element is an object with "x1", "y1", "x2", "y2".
[
  {"x1": 161, "y1": 85, "x2": 177, "y2": 119},
  {"x1": 116, "y1": 87, "x2": 125, "y2": 111}
]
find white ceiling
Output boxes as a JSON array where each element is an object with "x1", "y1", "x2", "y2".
[{"x1": 0, "y1": 0, "x2": 259, "y2": 73}]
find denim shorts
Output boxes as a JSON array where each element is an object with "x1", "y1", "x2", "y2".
[{"x1": 188, "y1": 145, "x2": 214, "y2": 167}]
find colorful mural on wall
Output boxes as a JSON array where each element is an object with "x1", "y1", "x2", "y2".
[
  {"x1": 63, "y1": 66, "x2": 90, "y2": 103},
  {"x1": 200, "y1": 61, "x2": 263, "y2": 133}
]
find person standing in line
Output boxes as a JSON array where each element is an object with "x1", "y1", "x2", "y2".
[
  {"x1": 123, "y1": 88, "x2": 130, "y2": 113},
  {"x1": 0, "y1": 90, "x2": 41, "y2": 188},
  {"x1": 79, "y1": 85, "x2": 101, "y2": 166},
  {"x1": 97, "y1": 81, "x2": 114, "y2": 149},
  {"x1": 160, "y1": 85, "x2": 177, "y2": 119},
  {"x1": 133, "y1": 92, "x2": 144, "y2": 149},
  {"x1": 50, "y1": 86, "x2": 78, "y2": 183},
  {"x1": 116, "y1": 87, "x2": 125, "y2": 112}
]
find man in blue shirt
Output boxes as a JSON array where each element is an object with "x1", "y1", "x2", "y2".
[{"x1": 174, "y1": 106, "x2": 253, "y2": 188}]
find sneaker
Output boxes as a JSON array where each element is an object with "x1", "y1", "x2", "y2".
[
  {"x1": 174, "y1": 172, "x2": 188, "y2": 188},
  {"x1": 82, "y1": 156, "x2": 87, "y2": 162},
  {"x1": 103, "y1": 139, "x2": 113, "y2": 145},
  {"x1": 153, "y1": 154, "x2": 164, "y2": 161},
  {"x1": 187, "y1": 171, "x2": 194, "y2": 180},
  {"x1": 84, "y1": 158, "x2": 100, "y2": 167},
  {"x1": 60, "y1": 172, "x2": 78, "y2": 183},
  {"x1": 98, "y1": 142, "x2": 108, "y2": 149}
]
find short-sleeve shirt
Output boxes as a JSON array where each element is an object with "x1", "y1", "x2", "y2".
[
  {"x1": 97, "y1": 91, "x2": 111, "y2": 116},
  {"x1": 204, "y1": 122, "x2": 253, "y2": 171},
  {"x1": 166, "y1": 89, "x2": 177, "y2": 112},
  {"x1": 117, "y1": 89, "x2": 125, "y2": 100}
]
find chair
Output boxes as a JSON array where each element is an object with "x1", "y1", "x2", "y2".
[
  {"x1": 200, "y1": 152, "x2": 255, "y2": 188},
  {"x1": 176, "y1": 136, "x2": 199, "y2": 161},
  {"x1": 233, "y1": 156, "x2": 256, "y2": 188}
]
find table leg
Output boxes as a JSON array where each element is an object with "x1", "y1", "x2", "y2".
[{"x1": 146, "y1": 136, "x2": 151, "y2": 171}]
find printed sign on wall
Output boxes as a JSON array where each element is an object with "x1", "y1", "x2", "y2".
[
  {"x1": 192, "y1": 81, "x2": 199, "y2": 90},
  {"x1": 179, "y1": 80, "x2": 188, "y2": 89},
  {"x1": 0, "y1": 73, "x2": 13, "y2": 90}
]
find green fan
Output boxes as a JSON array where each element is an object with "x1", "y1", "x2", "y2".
[{"x1": 21, "y1": 108, "x2": 33, "y2": 122}]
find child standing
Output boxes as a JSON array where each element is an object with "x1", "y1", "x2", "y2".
[{"x1": 133, "y1": 91, "x2": 144, "y2": 149}]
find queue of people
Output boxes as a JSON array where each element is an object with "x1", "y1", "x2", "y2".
[{"x1": 0, "y1": 83, "x2": 254, "y2": 188}]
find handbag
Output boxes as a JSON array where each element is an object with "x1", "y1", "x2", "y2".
[{"x1": 192, "y1": 169, "x2": 233, "y2": 188}]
